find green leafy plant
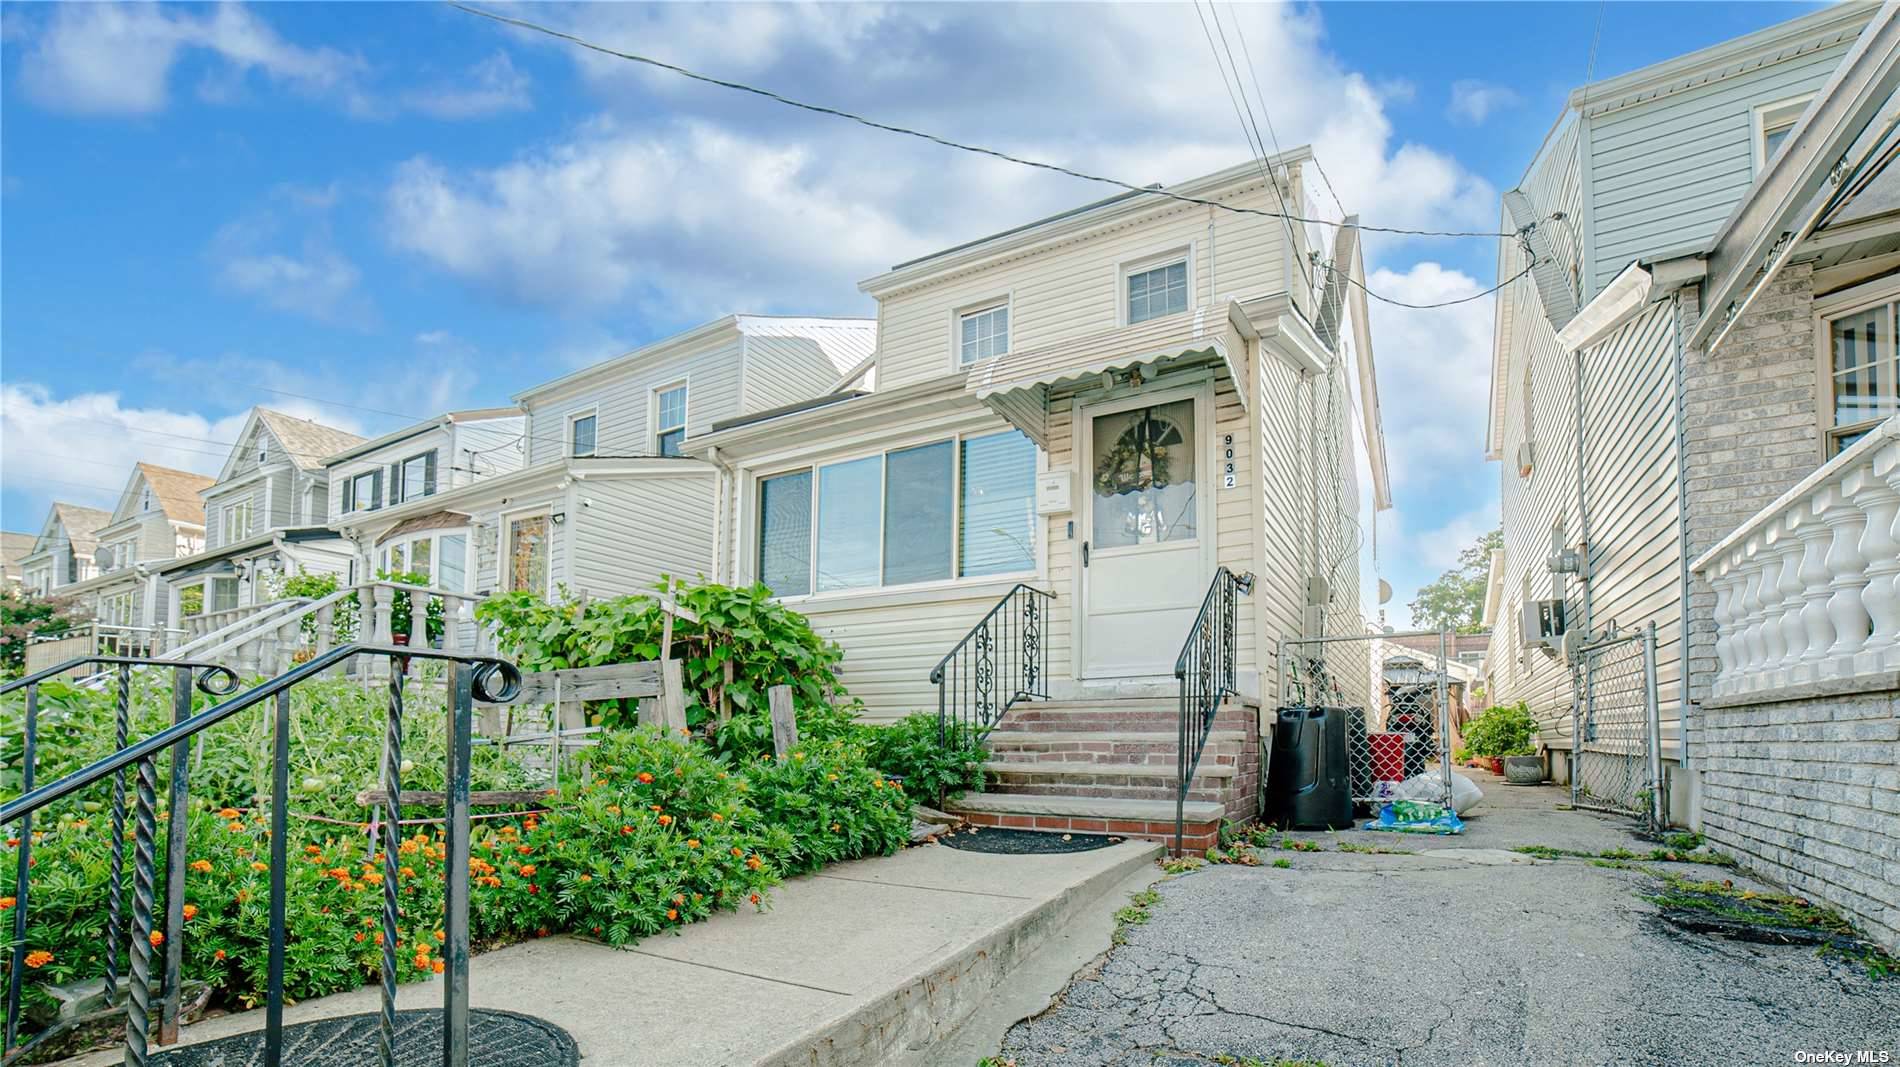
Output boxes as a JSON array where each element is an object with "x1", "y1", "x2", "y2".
[
  {"x1": 1461, "y1": 702, "x2": 1538, "y2": 758},
  {"x1": 857, "y1": 713, "x2": 986, "y2": 804},
  {"x1": 275, "y1": 570, "x2": 356, "y2": 646},
  {"x1": 0, "y1": 587, "x2": 87, "y2": 679},
  {"x1": 377, "y1": 569, "x2": 443, "y2": 645}
]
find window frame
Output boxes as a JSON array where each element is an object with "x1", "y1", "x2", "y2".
[
  {"x1": 221, "y1": 499, "x2": 253, "y2": 544},
  {"x1": 1120, "y1": 246, "x2": 1195, "y2": 327},
  {"x1": 376, "y1": 527, "x2": 473, "y2": 592},
  {"x1": 750, "y1": 427, "x2": 1040, "y2": 603},
  {"x1": 500, "y1": 506, "x2": 554, "y2": 596},
  {"x1": 346, "y1": 470, "x2": 381, "y2": 514},
  {"x1": 954, "y1": 299, "x2": 1012, "y2": 368},
  {"x1": 1752, "y1": 93, "x2": 1815, "y2": 173},
  {"x1": 568, "y1": 408, "x2": 600, "y2": 459},
  {"x1": 652, "y1": 381, "x2": 689, "y2": 457},
  {"x1": 395, "y1": 450, "x2": 436, "y2": 504},
  {"x1": 1814, "y1": 274, "x2": 1900, "y2": 457}
]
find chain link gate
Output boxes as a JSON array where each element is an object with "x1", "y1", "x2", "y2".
[
  {"x1": 1568, "y1": 623, "x2": 1664, "y2": 830},
  {"x1": 1278, "y1": 630, "x2": 1455, "y2": 813}
]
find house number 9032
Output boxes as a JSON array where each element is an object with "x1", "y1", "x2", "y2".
[{"x1": 1222, "y1": 434, "x2": 1236, "y2": 489}]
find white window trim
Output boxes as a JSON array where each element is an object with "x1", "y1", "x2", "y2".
[
  {"x1": 567, "y1": 407, "x2": 600, "y2": 459},
  {"x1": 397, "y1": 450, "x2": 434, "y2": 504},
  {"x1": 1814, "y1": 273, "x2": 1900, "y2": 455},
  {"x1": 949, "y1": 294, "x2": 1013, "y2": 371},
  {"x1": 747, "y1": 427, "x2": 1041, "y2": 605},
  {"x1": 377, "y1": 527, "x2": 474, "y2": 591},
  {"x1": 651, "y1": 380, "x2": 690, "y2": 456},
  {"x1": 1752, "y1": 92, "x2": 1815, "y2": 173},
  {"x1": 1118, "y1": 243, "x2": 1196, "y2": 327},
  {"x1": 500, "y1": 505, "x2": 555, "y2": 596},
  {"x1": 221, "y1": 500, "x2": 253, "y2": 544}
]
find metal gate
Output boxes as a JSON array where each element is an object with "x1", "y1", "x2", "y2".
[
  {"x1": 1569, "y1": 623, "x2": 1663, "y2": 829},
  {"x1": 1279, "y1": 630, "x2": 1455, "y2": 811}
]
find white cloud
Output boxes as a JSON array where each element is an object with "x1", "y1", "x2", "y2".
[
  {"x1": 1447, "y1": 79, "x2": 1520, "y2": 126},
  {"x1": 393, "y1": 3, "x2": 1495, "y2": 314},
  {"x1": 1362, "y1": 262, "x2": 1498, "y2": 492},
  {"x1": 208, "y1": 214, "x2": 376, "y2": 329},
  {"x1": 0, "y1": 385, "x2": 250, "y2": 515},
  {"x1": 18, "y1": 3, "x2": 365, "y2": 116},
  {"x1": 399, "y1": 52, "x2": 532, "y2": 120}
]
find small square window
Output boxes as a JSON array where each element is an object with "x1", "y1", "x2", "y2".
[
  {"x1": 1127, "y1": 260, "x2": 1189, "y2": 324},
  {"x1": 959, "y1": 304, "x2": 1009, "y2": 365},
  {"x1": 655, "y1": 385, "x2": 687, "y2": 457},
  {"x1": 1755, "y1": 94, "x2": 1813, "y2": 172},
  {"x1": 571, "y1": 413, "x2": 598, "y2": 458}
]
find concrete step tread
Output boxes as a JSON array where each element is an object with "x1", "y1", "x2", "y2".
[
  {"x1": 948, "y1": 792, "x2": 1226, "y2": 823},
  {"x1": 985, "y1": 729, "x2": 1246, "y2": 744},
  {"x1": 982, "y1": 759, "x2": 1236, "y2": 780}
]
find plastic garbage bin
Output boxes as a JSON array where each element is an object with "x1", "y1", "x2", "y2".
[{"x1": 1266, "y1": 705, "x2": 1354, "y2": 830}]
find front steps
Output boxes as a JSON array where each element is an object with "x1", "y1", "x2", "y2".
[{"x1": 946, "y1": 695, "x2": 1260, "y2": 855}]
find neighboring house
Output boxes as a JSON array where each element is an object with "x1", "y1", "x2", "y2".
[
  {"x1": 330, "y1": 316, "x2": 874, "y2": 604},
  {"x1": 1483, "y1": 3, "x2": 1900, "y2": 949},
  {"x1": 1, "y1": 531, "x2": 36, "y2": 589},
  {"x1": 17, "y1": 502, "x2": 111, "y2": 597},
  {"x1": 49, "y1": 463, "x2": 213, "y2": 646},
  {"x1": 692, "y1": 152, "x2": 1389, "y2": 851},
  {"x1": 149, "y1": 408, "x2": 364, "y2": 626}
]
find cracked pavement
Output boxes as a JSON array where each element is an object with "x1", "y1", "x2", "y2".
[{"x1": 996, "y1": 783, "x2": 1900, "y2": 1067}]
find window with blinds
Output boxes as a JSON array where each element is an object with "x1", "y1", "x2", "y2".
[{"x1": 1827, "y1": 296, "x2": 1900, "y2": 455}]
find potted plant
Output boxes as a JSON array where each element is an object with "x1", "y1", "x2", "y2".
[{"x1": 1461, "y1": 702, "x2": 1539, "y2": 781}]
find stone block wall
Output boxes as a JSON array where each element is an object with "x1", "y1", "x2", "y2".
[{"x1": 1691, "y1": 686, "x2": 1900, "y2": 952}]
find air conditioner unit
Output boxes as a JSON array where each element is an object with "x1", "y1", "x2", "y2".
[{"x1": 1521, "y1": 598, "x2": 1567, "y2": 657}]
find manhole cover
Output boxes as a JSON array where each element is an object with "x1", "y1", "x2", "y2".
[
  {"x1": 939, "y1": 827, "x2": 1121, "y2": 854},
  {"x1": 149, "y1": 1009, "x2": 577, "y2": 1067}
]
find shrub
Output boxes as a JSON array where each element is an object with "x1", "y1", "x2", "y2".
[
  {"x1": 1462, "y1": 702, "x2": 1539, "y2": 758},
  {"x1": 859, "y1": 713, "x2": 986, "y2": 804},
  {"x1": 0, "y1": 587, "x2": 87, "y2": 679},
  {"x1": 746, "y1": 737, "x2": 913, "y2": 875}
]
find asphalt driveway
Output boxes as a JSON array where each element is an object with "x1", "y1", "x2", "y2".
[{"x1": 994, "y1": 777, "x2": 1900, "y2": 1067}]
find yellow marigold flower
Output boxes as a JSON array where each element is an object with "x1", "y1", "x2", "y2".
[
  {"x1": 189, "y1": 859, "x2": 213, "y2": 874},
  {"x1": 182, "y1": 904, "x2": 199, "y2": 920},
  {"x1": 218, "y1": 808, "x2": 241, "y2": 819}
]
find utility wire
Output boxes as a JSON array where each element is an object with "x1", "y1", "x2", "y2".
[{"x1": 449, "y1": 1, "x2": 1524, "y2": 242}]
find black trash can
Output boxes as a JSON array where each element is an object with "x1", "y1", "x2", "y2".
[{"x1": 1266, "y1": 705, "x2": 1354, "y2": 830}]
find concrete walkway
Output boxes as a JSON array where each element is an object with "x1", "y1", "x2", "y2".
[
  {"x1": 997, "y1": 774, "x2": 1900, "y2": 1066},
  {"x1": 65, "y1": 838, "x2": 1160, "y2": 1066}
]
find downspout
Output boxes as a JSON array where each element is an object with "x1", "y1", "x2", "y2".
[
  {"x1": 706, "y1": 445, "x2": 735, "y2": 586},
  {"x1": 1571, "y1": 346, "x2": 1593, "y2": 641},
  {"x1": 1670, "y1": 291, "x2": 1692, "y2": 771}
]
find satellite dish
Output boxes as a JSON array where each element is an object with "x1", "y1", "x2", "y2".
[{"x1": 1378, "y1": 579, "x2": 1393, "y2": 605}]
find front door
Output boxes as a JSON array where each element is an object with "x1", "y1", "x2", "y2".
[{"x1": 1079, "y1": 384, "x2": 1210, "y2": 678}]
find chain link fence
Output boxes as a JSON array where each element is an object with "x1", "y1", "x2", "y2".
[
  {"x1": 1569, "y1": 624, "x2": 1663, "y2": 829},
  {"x1": 1280, "y1": 632, "x2": 1454, "y2": 811}
]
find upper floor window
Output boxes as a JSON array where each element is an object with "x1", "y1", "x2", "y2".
[
  {"x1": 959, "y1": 304, "x2": 1009, "y2": 365},
  {"x1": 1754, "y1": 94, "x2": 1813, "y2": 172},
  {"x1": 345, "y1": 470, "x2": 381, "y2": 513},
  {"x1": 398, "y1": 451, "x2": 436, "y2": 503},
  {"x1": 1127, "y1": 260, "x2": 1188, "y2": 324},
  {"x1": 655, "y1": 384, "x2": 687, "y2": 457},
  {"x1": 570, "y1": 412, "x2": 598, "y2": 458},
  {"x1": 222, "y1": 500, "x2": 253, "y2": 543},
  {"x1": 140, "y1": 488, "x2": 153, "y2": 512},
  {"x1": 1823, "y1": 291, "x2": 1899, "y2": 455}
]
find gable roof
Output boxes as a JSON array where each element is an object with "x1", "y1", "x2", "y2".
[
  {"x1": 127, "y1": 463, "x2": 214, "y2": 526},
  {"x1": 2, "y1": 531, "x2": 36, "y2": 573},
  {"x1": 514, "y1": 314, "x2": 876, "y2": 405},
  {"x1": 32, "y1": 502, "x2": 112, "y2": 555},
  {"x1": 256, "y1": 409, "x2": 366, "y2": 472},
  {"x1": 322, "y1": 407, "x2": 524, "y2": 467}
]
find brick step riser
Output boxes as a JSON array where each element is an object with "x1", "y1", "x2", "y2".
[
  {"x1": 984, "y1": 741, "x2": 1243, "y2": 765},
  {"x1": 996, "y1": 712, "x2": 1254, "y2": 734},
  {"x1": 958, "y1": 810, "x2": 1220, "y2": 856},
  {"x1": 983, "y1": 774, "x2": 1235, "y2": 801}
]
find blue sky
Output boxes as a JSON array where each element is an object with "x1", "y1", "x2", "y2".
[{"x1": 0, "y1": 0, "x2": 1818, "y2": 621}]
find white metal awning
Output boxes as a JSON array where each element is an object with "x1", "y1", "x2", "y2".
[{"x1": 962, "y1": 302, "x2": 1250, "y2": 448}]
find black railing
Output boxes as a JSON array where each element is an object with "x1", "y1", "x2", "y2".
[
  {"x1": 1, "y1": 645, "x2": 520, "y2": 1067},
  {"x1": 930, "y1": 584, "x2": 1052, "y2": 760},
  {"x1": 1173, "y1": 568, "x2": 1254, "y2": 855}
]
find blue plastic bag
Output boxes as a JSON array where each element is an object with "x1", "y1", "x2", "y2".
[{"x1": 1363, "y1": 800, "x2": 1465, "y2": 835}]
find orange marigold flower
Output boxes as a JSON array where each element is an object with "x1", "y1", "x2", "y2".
[
  {"x1": 432, "y1": 959, "x2": 445, "y2": 974},
  {"x1": 189, "y1": 860, "x2": 213, "y2": 874},
  {"x1": 4, "y1": 839, "x2": 17, "y2": 848},
  {"x1": 23, "y1": 950, "x2": 51, "y2": 968},
  {"x1": 354, "y1": 932, "x2": 367, "y2": 943},
  {"x1": 304, "y1": 844, "x2": 322, "y2": 855},
  {"x1": 526, "y1": 883, "x2": 539, "y2": 894},
  {"x1": 363, "y1": 917, "x2": 376, "y2": 927},
  {"x1": 226, "y1": 821, "x2": 246, "y2": 832},
  {"x1": 518, "y1": 864, "x2": 537, "y2": 877},
  {"x1": 673, "y1": 894, "x2": 685, "y2": 906},
  {"x1": 401, "y1": 866, "x2": 417, "y2": 878},
  {"x1": 415, "y1": 955, "x2": 431, "y2": 970},
  {"x1": 579, "y1": 873, "x2": 593, "y2": 883},
  {"x1": 236, "y1": 890, "x2": 251, "y2": 904},
  {"x1": 182, "y1": 904, "x2": 199, "y2": 920},
  {"x1": 730, "y1": 847, "x2": 743, "y2": 858},
  {"x1": 666, "y1": 908, "x2": 679, "y2": 921},
  {"x1": 251, "y1": 861, "x2": 268, "y2": 872},
  {"x1": 213, "y1": 949, "x2": 226, "y2": 961},
  {"x1": 636, "y1": 772, "x2": 654, "y2": 784},
  {"x1": 620, "y1": 825, "x2": 633, "y2": 835},
  {"x1": 149, "y1": 931, "x2": 164, "y2": 947},
  {"x1": 710, "y1": 813, "x2": 723, "y2": 822},
  {"x1": 686, "y1": 839, "x2": 699, "y2": 849},
  {"x1": 0, "y1": 897, "x2": 14, "y2": 910},
  {"x1": 218, "y1": 808, "x2": 240, "y2": 819},
  {"x1": 748, "y1": 893, "x2": 761, "y2": 906},
  {"x1": 657, "y1": 815, "x2": 672, "y2": 827},
  {"x1": 605, "y1": 805, "x2": 621, "y2": 815},
  {"x1": 374, "y1": 932, "x2": 386, "y2": 945},
  {"x1": 746, "y1": 856, "x2": 763, "y2": 871}
]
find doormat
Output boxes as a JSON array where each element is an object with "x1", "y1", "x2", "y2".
[
  {"x1": 149, "y1": 1009, "x2": 578, "y2": 1066},
  {"x1": 939, "y1": 827, "x2": 1121, "y2": 854}
]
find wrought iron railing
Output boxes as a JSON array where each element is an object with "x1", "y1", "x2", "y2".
[
  {"x1": 1, "y1": 646, "x2": 520, "y2": 1067},
  {"x1": 930, "y1": 584, "x2": 1052, "y2": 757},
  {"x1": 1173, "y1": 568, "x2": 1253, "y2": 855}
]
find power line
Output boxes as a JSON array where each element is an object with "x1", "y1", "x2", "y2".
[
  {"x1": 1340, "y1": 255, "x2": 1534, "y2": 310},
  {"x1": 449, "y1": 2, "x2": 1524, "y2": 242}
]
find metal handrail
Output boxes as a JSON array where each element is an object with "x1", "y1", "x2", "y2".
[
  {"x1": 1172, "y1": 568, "x2": 1253, "y2": 855},
  {"x1": 929, "y1": 584, "x2": 1052, "y2": 766},
  {"x1": 3, "y1": 645, "x2": 521, "y2": 1067}
]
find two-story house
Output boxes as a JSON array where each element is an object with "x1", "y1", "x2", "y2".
[
  {"x1": 46, "y1": 463, "x2": 212, "y2": 649},
  {"x1": 332, "y1": 316, "x2": 873, "y2": 602},
  {"x1": 17, "y1": 502, "x2": 110, "y2": 598},
  {"x1": 1483, "y1": 3, "x2": 1900, "y2": 950},
  {"x1": 692, "y1": 152, "x2": 1388, "y2": 852},
  {"x1": 147, "y1": 408, "x2": 363, "y2": 628}
]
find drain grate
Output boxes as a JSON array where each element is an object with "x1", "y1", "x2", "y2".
[{"x1": 149, "y1": 1009, "x2": 578, "y2": 1067}]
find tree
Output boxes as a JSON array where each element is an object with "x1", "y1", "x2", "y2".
[
  {"x1": 1408, "y1": 529, "x2": 1502, "y2": 634},
  {"x1": 0, "y1": 586, "x2": 88, "y2": 678}
]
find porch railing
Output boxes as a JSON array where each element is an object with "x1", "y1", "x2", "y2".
[
  {"x1": 1174, "y1": 567, "x2": 1253, "y2": 855},
  {"x1": 1692, "y1": 416, "x2": 1899, "y2": 699},
  {"x1": 930, "y1": 585, "x2": 1052, "y2": 755},
  {"x1": 2, "y1": 645, "x2": 521, "y2": 1067}
]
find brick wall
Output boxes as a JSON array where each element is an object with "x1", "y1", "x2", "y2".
[
  {"x1": 1680, "y1": 265, "x2": 1825, "y2": 703},
  {"x1": 1693, "y1": 688, "x2": 1900, "y2": 953}
]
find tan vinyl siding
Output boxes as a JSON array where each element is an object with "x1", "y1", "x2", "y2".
[
  {"x1": 567, "y1": 470, "x2": 720, "y2": 597},
  {"x1": 802, "y1": 588, "x2": 1030, "y2": 722},
  {"x1": 527, "y1": 339, "x2": 743, "y2": 465},
  {"x1": 1585, "y1": 41, "x2": 1852, "y2": 296},
  {"x1": 874, "y1": 181, "x2": 1291, "y2": 391}
]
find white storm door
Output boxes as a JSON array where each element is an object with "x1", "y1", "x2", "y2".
[{"x1": 1079, "y1": 385, "x2": 1210, "y2": 678}]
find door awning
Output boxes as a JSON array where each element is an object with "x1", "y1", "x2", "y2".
[
  {"x1": 376, "y1": 510, "x2": 475, "y2": 546},
  {"x1": 963, "y1": 302, "x2": 1251, "y2": 448}
]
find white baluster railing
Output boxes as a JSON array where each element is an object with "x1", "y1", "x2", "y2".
[{"x1": 1693, "y1": 417, "x2": 1900, "y2": 698}]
